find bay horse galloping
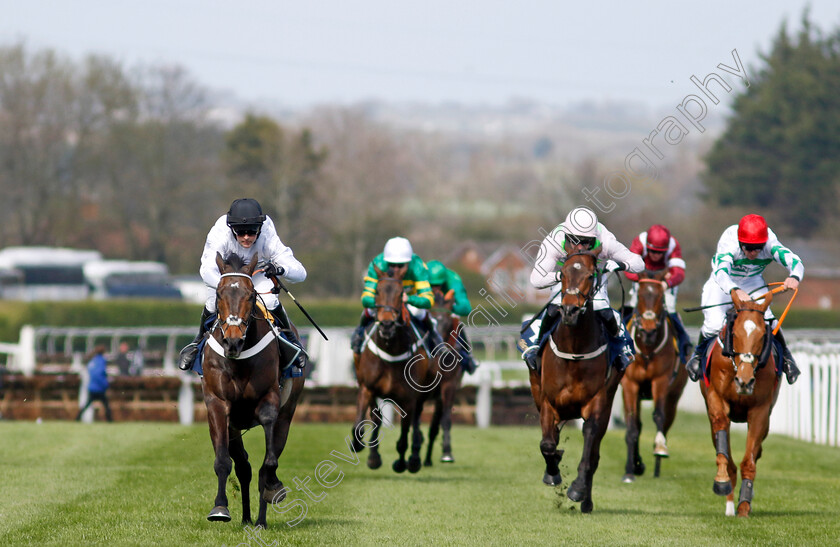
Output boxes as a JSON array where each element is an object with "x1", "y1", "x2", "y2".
[
  {"x1": 622, "y1": 270, "x2": 688, "y2": 482},
  {"x1": 202, "y1": 252, "x2": 306, "y2": 528},
  {"x1": 700, "y1": 291, "x2": 779, "y2": 517},
  {"x1": 423, "y1": 286, "x2": 465, "y2": 465},
  {"x1": 352, "y1": 264, "x2": 437, "y2": 473},
  {"x1": 529, "y1": 251, "x2": 623, "y2": 513}
]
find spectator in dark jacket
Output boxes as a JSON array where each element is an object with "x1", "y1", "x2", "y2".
[{"x1": 75, "y1": 345, "x2": 113, "y2": 422}]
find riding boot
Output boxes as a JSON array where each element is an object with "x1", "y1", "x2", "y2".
[
  {"x1": 420, "y1": 313, "x2": 445, "y2": 351},
  {"x1": 597, "y1": 308, "x2": 635, "y2": 371},
  {"x1": 686, "y1": 333, "x2": 715, "y2": 382},
  {"x1": 668, "y1": 312, "x2": 693, "y2": 364},
  {"x1": 351, "y1": 311, "x2": 376, "y2": 353},
  {"x1": 621, "y1": 305, "x2": 634, "y2": 326},
  {"x1": 178, "y1": 307, "x2": 213, "y2": 370},
  {"x1": 456, "y1": 328, "x2": 477, "y2": 374},
  {"x1": 270, "y1": 307, "x2": 306, "y2": 370},
  {"x1": 522, "y1": 304, "x2": 559, "y2": 371},
  {"x1": 774, "y1": 329, "x2": 800, "y2": 385}
]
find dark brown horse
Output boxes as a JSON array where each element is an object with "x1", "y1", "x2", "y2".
[
  {"x1": 351, "y1": 264, "x2": 437, "y2": 473},
  {"x1": 700, "y1": 291, "x2": 780, "y2": 517},
  {"x1": 622, "y1": 270, "x2": 688, "y2": 482},
  {"x1": 201, "y1": 252, "x2": 306, "y2": 528},
  {"x1": 528, "y1": 251, "x2": 623, "y2": 513},
  {"x1": 423, "y1": 286, "x2": 465, "y2": 465}
]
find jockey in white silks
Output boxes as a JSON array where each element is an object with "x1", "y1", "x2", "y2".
[{"x1": 178, "y1": 198, "x2": 306, "y2": 371}]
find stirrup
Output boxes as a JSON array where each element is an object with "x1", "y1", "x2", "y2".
[
  {"x1": 522, "y1": 346, "x2": 539, "y2": 371},
  {"x1": 686, "y1": 354, "x2": 701, "y2": 382},
  {"x1": 784, "y1": 359, "x2": 800, "y2": 385}
]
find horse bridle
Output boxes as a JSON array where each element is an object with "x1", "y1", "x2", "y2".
[
  {"x1": 631, "y1": 279, "x2": 667, "y2": 333},
  {"x1": 558, "y1": 252, "x2": 601, "y2": 309},
  {"x1": 215, "y1": 272, "x2": 258, "y2": 340},
  {"x1": 719, "y1": 308, "x2": 773, "y2": 374}
]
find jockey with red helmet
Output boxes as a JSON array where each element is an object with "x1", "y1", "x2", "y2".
[
  {"x1": 686, "y1": 214, "x2": 803, "y2": 384},
  {"x1": 623, "y1": 224, "x2": 693, "y2": 364}
]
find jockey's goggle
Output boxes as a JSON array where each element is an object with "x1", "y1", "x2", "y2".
[
  {"x1": 565, "y1": 234, "x2": 596, "y2": 250},
  {"x1": 740, "y1": 242, "x2": 764, "y2": 252}
]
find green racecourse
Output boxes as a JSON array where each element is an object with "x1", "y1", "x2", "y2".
[{"x1": 1, "y1": 412, "x2": 838, "y2": 546}]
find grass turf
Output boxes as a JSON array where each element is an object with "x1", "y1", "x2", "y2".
[{"x1": 1, "y1": 411, "x2": 838, "y2": 546}]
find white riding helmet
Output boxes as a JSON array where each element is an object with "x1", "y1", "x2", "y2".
[
  {"x1": 564, "y1": 206, "x2": 599, "y2": 237},
  {"x1": 383, "y1": 237, "x2": 413, "y2": 263}
]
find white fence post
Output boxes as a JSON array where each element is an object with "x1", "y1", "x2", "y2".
[
  {"x1": 476, "y1": 369, "x2": 492, "y2": 428},
  {"x1": 75, "y1": 352, "x2": 94, "y2": 423},
  {"x1": 179, "y1": 374, "x2": 194, "y2": 425}
]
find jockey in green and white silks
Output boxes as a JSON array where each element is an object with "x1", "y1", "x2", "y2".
[
  {"x1": 351, "y1": 237, "x2": 443, "y2": 354},
  {"x1": 523, "y1": 206, "x2": 645, "y2": 371},
  {"x1": 426, "y1": 260, "x2": 477, "y2": 373},
  {"x1": 687, "y1": 214, "x2": 804, "y2": 384}
]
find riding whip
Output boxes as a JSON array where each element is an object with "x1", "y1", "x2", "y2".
[{"x1": 270, "y1": 276, "x2": 329, "y2": 341}]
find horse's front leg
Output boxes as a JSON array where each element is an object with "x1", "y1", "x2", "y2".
[
  {"x1": 738, "y1": 404, "x2": 772, "y2": 517},
  {"x1": 391, "y1": 408, "x2": 412, "y2": 473},
  {"x1": 206, "y1": 397, "x2": 233, "y2": 522},
  {"x1": 570, "y1": 378, "x2": 621, "y2": 513},
  {"x1": 424, "y1": 398, "x2": 443, "y2": 466},
  {"x1": 538, "y1": 398, "x2": 562, "y2": 486},
  {"x1": 705, "y1": 392, "x2": 737, "y2": 514},
  {"x1": 650, "y1": 374, "x2": 670, "y2": 478},
  {"x1": 366, "y1": 401, "x2": 383, "y2": 470},
  {"x1": 228, "y1": 430, "x2": 252, "y2": 525},
  {"x1": 439, "y1": 376, "x2": 460, "y2": 463},
  {"x1": 407, "y1": 399, "x2": 424, "y2": 473},
  {"x1": 256, "y1": 393, "x2": 281, "y2": 528},
  {"x1": 352, "y1": 385, "x2": 375, "y2": 453},
  {"x1": 621, "y1": 380, "x2": 644, "y2": 482}
]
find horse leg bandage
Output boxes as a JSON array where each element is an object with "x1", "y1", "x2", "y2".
[
  {"x1": 714, "y1": 430, "x2": 729, "y2": 456},
  {"x1": 738, "y1": 478, "x2": 754, "y2": 505}
]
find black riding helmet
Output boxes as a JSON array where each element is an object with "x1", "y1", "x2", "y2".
[{"x1": 226, "y1": 198, "x2": 266, "y2": 236}]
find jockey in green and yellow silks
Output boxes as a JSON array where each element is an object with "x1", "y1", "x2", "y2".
[
  {"x1": 351, "y1": 237, "x2": 443, "y2": 354},
  {"x1": 427, "y1": 260, "x2": 477, "y2": 374}
]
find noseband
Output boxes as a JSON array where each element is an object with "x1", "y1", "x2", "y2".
[{"x1": 719, "y1": 309, "x2": 771, "y2": 374}]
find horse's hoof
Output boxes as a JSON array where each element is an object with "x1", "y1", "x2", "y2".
[
  {"x1": 423, "y1": 458, "x2": 433, "y2": 467},
  {"x1": 653, "y1": 432, "x2": 669, "y2": 457},
  {"x1": 580, "y1": 499, "x2": 594, "y2": 513},
  {"x1": 543, "y1": 472, "x2": 562, "y2": 486},
  {"x1": 567, "y1": 480, "x2": 585, "y2": 502},
  {"x1": 634, "y1": 462, "x2": 646, "y2": 476},
  {"x1": 440, "y1": 453, "x2": 455, "y2": 463},
  {"x1": 407, "y1": 456, "x2": 422, "y2": 473},
  {"x1": 737, "y1": 501, "x2": 751, "y2": 517},
  {"x1": 207, "y1": 506, "x2": 231, "y2": 522},
  {"x1": 263, "y1": 483, "x2": 286, "y2": 504},
  {"x1": 713, "y1": 481, "x2": 733, "y2": 496},
  {"x1": 622, "y1": 474, "x2": 635, "y2": 483},
  {"x1": 367, "y1": 454, "x2": 382, "y2": 470},
  {"x1": 351, "y1": 437, "x2": 365, "y2": 453},
  {"x1": 392, "y1": 459, "x2": 407, "y2": 473}
]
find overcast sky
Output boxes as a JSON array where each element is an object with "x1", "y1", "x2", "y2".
[{"x1": 2, "y1": 1, "x2": 839, "y2": 110}]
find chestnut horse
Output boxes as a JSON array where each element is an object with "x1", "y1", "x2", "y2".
[
  {"x1": 622, "y1": 270, "x2": 688, "y2": 482},
  {"x1": 528, "y1": 251, "x2": 623, "y2": 513},
  {"x1": 700, "y1": 291, "x2": 780, "y2": 517},
  {"x1": 201, "y1": 252, "x2": 306, "y2": 528},
  {"x1": 351, "y1": 265, "x2": 437, "y2": 473},
  {"x1": 423, "y1": 286, "x2": 465, "y2": 465}
]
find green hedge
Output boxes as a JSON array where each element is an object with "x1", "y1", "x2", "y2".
[{"x1": 0, "y1": 298, "x2": 835, "y2": 342}]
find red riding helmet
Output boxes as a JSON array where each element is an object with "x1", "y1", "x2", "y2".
[
  {"x1": 646, "y1": 225, "x2": 671, "y2": 252},
  {"x1": 737, "y1": 214, "x2": 769, "y2": 244}
]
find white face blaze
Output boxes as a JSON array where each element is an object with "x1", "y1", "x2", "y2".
[
  {"x1": 230, "y1": 281, "x2": 240, "y2": 288},
  {"x1": 573, "y1": 263, "x2": 582, "y2": 270},
  {"x1": 743, "y1": 319, "x2": 758, "y2": 338}
]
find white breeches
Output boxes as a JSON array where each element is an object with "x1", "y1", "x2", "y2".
[
  {"x1": 699, "y1": 276, "x2": 775, "y2": 338},
  {"x1": 204, "y1": 272, "x2": 278, "y2": 313}
]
